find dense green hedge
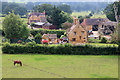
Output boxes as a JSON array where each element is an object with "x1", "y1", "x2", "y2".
[
  {"x1": 2, "y1": 43, "x2": 119, "y2": 55},
  {"x1": 30, "y1": 28, "x2": 66, "y2": 38}
]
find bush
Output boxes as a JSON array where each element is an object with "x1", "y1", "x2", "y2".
[
  {"x1": 2, "y1": 43, "x2": 118, "y2": 55},
  {"x1": 88, "y1": 38, "x2": 101, "y2": 43},
  {"x1": 30, "y1": 28, "x2": 66, "y2": 38},
  {"x1": 35, "y1": 33, "x2": 42, "y2": 40},
  {"x1": 101, "y1": 37, "x2": 107, "y2": 43}
]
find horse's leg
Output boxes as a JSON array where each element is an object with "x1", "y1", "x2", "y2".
[
  {"x1": 20, "y1": 62, "x2": 22, "y2": 66},
  {"x1": 14, "y1": 62, "x2": 16, "y2": 66}
]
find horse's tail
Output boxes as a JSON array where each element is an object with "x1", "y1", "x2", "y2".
[{"x1": 20, "y1": 62, "x2": 22, "y2": 66}]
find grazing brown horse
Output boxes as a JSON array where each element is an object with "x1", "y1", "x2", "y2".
[{"x1": 14, "y1": 60, "x2": 22, "y2": 66}]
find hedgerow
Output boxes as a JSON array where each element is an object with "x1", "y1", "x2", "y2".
[
  {"x1": 30, "y1": 28, "x2": 66, "y2": 38},
  {"x1": 2, "y1": 42, "x2": 119, "y2": 55}
]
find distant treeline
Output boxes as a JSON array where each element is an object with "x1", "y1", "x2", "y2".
[{"x1": 2, "y1": 2, "x2": 109, "y2": 16}]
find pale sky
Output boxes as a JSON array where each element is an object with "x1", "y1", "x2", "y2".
[{"x1": 1, "y1": 0, "x2": 118, "y2": 2}]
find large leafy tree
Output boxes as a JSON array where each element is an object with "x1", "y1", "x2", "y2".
[
  {"x1": 3, "y1": 12, "x2": 30, "y2": 39},
  {"x1": 47, "y1": 6, "x2": 72, "y2": 29},
  {"x1": 2, "y1": 3, "x2": 27, "y2": 16},
  {"x1": 104, "y1": 1, "x2": 120, "y2": 22},
  {"x1": 33, "y1": 4, "x2": 53, "y2": 16},
  {"x1": 104, "y1": 1, "x2": 120, "y2": 49}
]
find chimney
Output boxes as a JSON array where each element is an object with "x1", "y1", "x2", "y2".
[
  {"x1": 73, "y1": 16, "x2": 79, "y2": 25},
  {"x1": 43, "y1": 10, "x2": 45, "y2": 15},
  {"x1": 82, "y1": 18, "x2": 86, "y2": 25}
]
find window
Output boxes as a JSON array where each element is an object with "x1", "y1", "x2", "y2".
[
  {"x1": 84, "y1": 38, "x2": 86, "y2": 42},
  {"x1": 92, "y1": 25, "x2": 98, "y2": 31},
  {"x1": 80, "y1": 36, "x2": 81, "y2": 40},
  {"x1": 84, "y1": 40, "x2": 86, "y2": 42},
  {"x1": 72, "y1": 38, "x2": 76, "y2": 41},
  {"x1": 81, "y1": 31, "x2": 84, "y2": 35},
  {"x1": 52, "y1": 39, "x2": 54, "y2": 41},
  {"x1": 74, "y1": 32, "x2": 76, "y2": 35}
]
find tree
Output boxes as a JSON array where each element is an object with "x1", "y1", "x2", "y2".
[
  {"x1": 104, "y1": 1, "x2": 120, "y2": 22},
  {"x1": 101, "y1": 37, "x2": 107, "y2": 43},
  {"x1": 47, "y1": 6, "x2": 68, "y2": 29},
  {"x1": 58, "y1": 4, "x2": 72, "y2": 14},
  {"x1": 78, "y1": 16, "x2": 84, "y2": 23},
  {"x1": 104, "y1": 1, "x2": 120, "y2": 47},
  {"x1": 3, "y1": 12, "x2": 30, "y2": 39},
  {"x1": 2, "y1": 3, "x2": 27, "y2": 16},
  {"x1": 33, "y1": 4, "x2": 53, "y2": 16},
  {"x1": 35, "y1": 33, "x2": 42, "y2": 40},
  {"x1": 62, "y1": 22, "x2": 72, "y2": 30}
]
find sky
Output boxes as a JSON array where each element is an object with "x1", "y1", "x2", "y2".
[{"x1": 1, "y1": 0, "x2": 118, "y2": 2}]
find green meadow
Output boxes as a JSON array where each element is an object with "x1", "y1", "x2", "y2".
[
  {"x1": 71, "y1": 11, "x2": 106, "y2": 18},
  {"x1": 2, "y1": 54, "x2": 118, "y2": 78}
]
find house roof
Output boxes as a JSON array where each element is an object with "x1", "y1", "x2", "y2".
[
  {"x1": 82, "y1": 18, "x2": 106, "y2": 25},
  {"x1": 42, "y1": 34, "x2": 57, "y2": 39},
  {"x1": 67, "y1": 24, "x2": 85, "y2": 35},
  {"x1": 82, "y1": 18, "x2": 117, "y2": 26}
]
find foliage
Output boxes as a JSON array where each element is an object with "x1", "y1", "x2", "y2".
[
  {"x1": 58, "y1": 4, "x2": 72, "y2": 14},
  {"x1": 33, "y1": 4, "x2": 53, "y2": 16},
  {"x1": 78, "y1": 16, "x2": 84, "y2": 23},
  {"x1": 47, "y1": 6, "x2": 69, "y2": 29},
  {"x1": 88, "y1": 38, "x2": 101, "y2": 43},
  {"x1": 62, "y1": 22, "x2": 72, "y2": 30},
  {"x1": 101, "y1": 37, "x2": 108, "y2": 43},
  {"x1": 2, "y1": 12, "x2": 30, "y2": 39},
  {"x1": 2, "y1": 43, "x2": 118, "y2": 55},
  {"x1": 104, "y1": 1, "x2": 120, "y2": 22},
  {"x1": 2, "y1": 2, "x2": 27, "y2": 16},
  {"x1": 30, "y1": 22, "x2": 35, "y2": 27},
  {"x1": 35, "y1": 33, "x2": 42, "y2": 40},
  {"x1": 30, "y1": 28, "x2": 66, "y2": 38}
]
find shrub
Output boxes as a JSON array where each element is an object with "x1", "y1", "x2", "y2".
[
  {"x1": 101, "y1": 37, "x2": 107, "y2": 43},
  {"x1": 2, "y1": 43, "x2": 118, "y2": 55},
  {"x1": 35, "y1": 33, "x2": 42, "y2": 40},
  {"x1": 88, "y1": 38, "x2": 101, "y2": 43},
  {"x1": 30, "y1": 28, "x2": 66, "y2": 38}
]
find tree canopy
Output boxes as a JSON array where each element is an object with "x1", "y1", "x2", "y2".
[
  {"x1": 2, "y1": 2, "x2": 27, "y2": 16},
  {"x1": 33, "y1": 4, "x2": 53, "y2": 16},
  {"x1": 104, "y1": 1, "x2": 120, "y2": 22},
  {"x1": 3, "y1": 12, "x2": 30, "y2": 39},
  {"x1": 47, "y1": 6, "x2": 72, "y2": 29}
]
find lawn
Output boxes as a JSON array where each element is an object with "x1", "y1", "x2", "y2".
[
  {"x1": 71, "y1": 11, "x2": 91, "y2": 17},
  {"x1": 2, "y1": 54, "x2": 118, "y2": 78}
]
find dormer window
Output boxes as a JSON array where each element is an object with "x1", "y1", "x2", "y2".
[{"x1": 74, "y1": 32, "x2": 76, "y2": 35}]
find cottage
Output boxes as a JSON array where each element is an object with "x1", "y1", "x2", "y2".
[
  {"x1": 67, "y1": 17, "x2": 87, "y2": 44},
  {"x1": 42, "y1": 34, "x2": 57, "y2": 44},
  {"x1": 27, "y1": 10, "x2": 46, "y2": 24},
  {"x1": 81, "y1": 18, "x2": 117, "y2": 35}
]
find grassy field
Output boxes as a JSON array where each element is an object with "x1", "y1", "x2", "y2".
[
  {"x1": 2, "y1": 54, "x2": 118, "y2": 78},
  {"x1": 71, "y1": 11, "x2": 91, "y2": 17},
  {"x1": 71, "y1": 12, "x2": 106, "y2": 18}
]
